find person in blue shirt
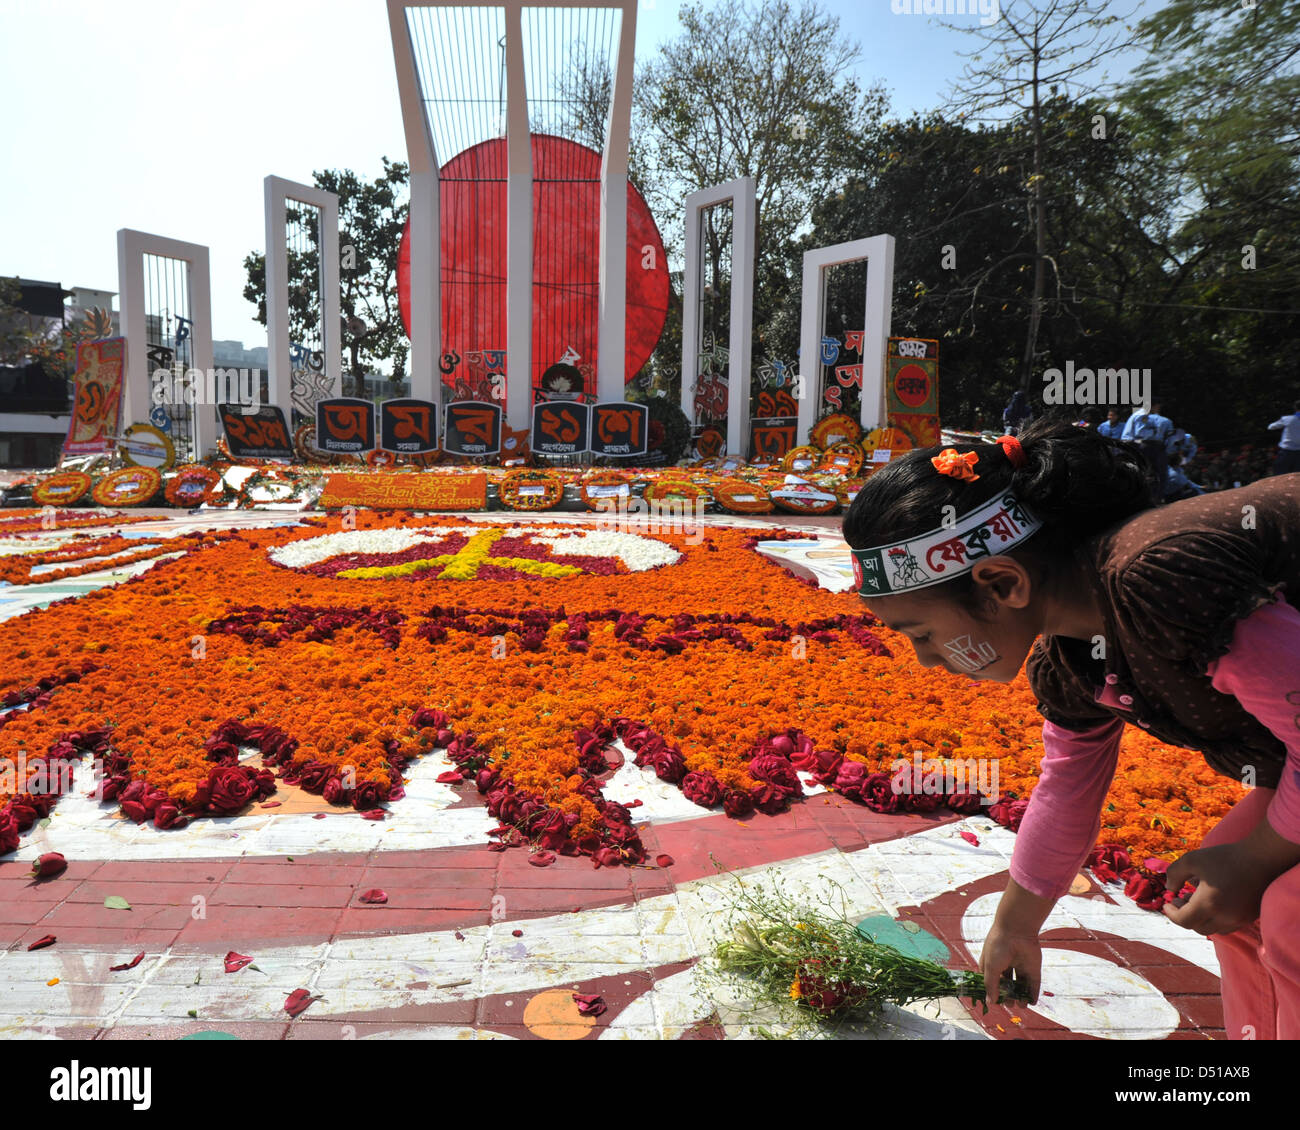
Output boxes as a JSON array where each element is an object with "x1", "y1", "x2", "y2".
[
  {"x1": 1267, "y1": 400, "x2": 1300, "y2": 475},
  {"x1": 1096, "y1": 407, "x2": 1125, "y2": 440},
  {"x1": 1121, "y1": 398, "x2": 1174, "y2": 497},
  {"x1": 1164, "y1": 454, "x2": 1204, "y2": 502},
  {"x1": 1003, "y1": 390, "x2": 1033, "y2": 436},
  {"x1": 1166, "y1": 423, "x2": 1198, "y2": 464}
]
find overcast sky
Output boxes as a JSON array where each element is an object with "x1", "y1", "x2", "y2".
[{"x1": 0, "y1": 0, "x2": 1150, "y2": 350}]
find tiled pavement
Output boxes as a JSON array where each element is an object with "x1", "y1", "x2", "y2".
[{"x1": 0, "y1": 507, "x2": 1224, "y2": 1040}]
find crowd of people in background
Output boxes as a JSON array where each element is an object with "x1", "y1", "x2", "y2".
[{"x1": 992, "y1": 392, "x2": 1300, "y2": 503}]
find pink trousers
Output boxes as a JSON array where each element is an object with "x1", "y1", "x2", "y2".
[{"x1": 1199, "y1": 785, "x2": 1300, "y2": 1039}]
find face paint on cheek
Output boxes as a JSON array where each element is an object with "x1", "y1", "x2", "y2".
[{"x1": 940, "y1": 634, "x2": 1001, "y2": 673}]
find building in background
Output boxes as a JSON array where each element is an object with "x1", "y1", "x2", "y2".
[{"x1": 1, "y1": 277, "x2": 269, "y2": 468}]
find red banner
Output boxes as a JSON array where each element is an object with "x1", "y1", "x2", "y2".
[{"x1": 64, "y1": 338, "x2": 125, "y2": 456}]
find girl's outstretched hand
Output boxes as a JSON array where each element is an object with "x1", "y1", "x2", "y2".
[{"x1": 979, "y1": 924, "x2": 1042, "y2": 1009}]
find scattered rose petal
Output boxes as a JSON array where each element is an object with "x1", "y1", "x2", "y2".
[
  {"x1": 109, "y1": 953, "x2": 144, "y2": 972},
  {"x1": 312, "y1": 813, "x2": 327, "y2": 819},
  {"x1": 572, "y1": 993, "x2": 607, "y2": 1017},
  {"x1": 655, "y1": 854, "x2": 675, "y2": 867},
  {"x1": 1144, "y1": 857, "x2": 1169, "y2": 874},
  {"x1": 260, "y1": 801, "x2": 281, "y2": 808},
  {"x1": 103, "y1": 895, "x2": 131, "y2": 910},
  {"x1": 29, "y1": 852, "x2": 67, "y2": 880},
  {"x1": 224, "y1": 951, "x2": 254, "y2": 973},
  {"x1": 436, "y1": 771, "x2": 463, "y2": 784},
  {"x1": 361, "y1": 809, "x2": 385, "y2": 821},
  {"x1": 960, "y1": 831, "x2": 980, "y2": 847},
  {"x1": 511, "y1": 929, "x2": 523, "y2": 937},
  {"x1": 28, "y1": 935, "x2": 57, "y2": 951},
  {"x1": 454, "y1": 931, "x2": 465, "y2": 941},
  {"x1": 284, "y1": 988, "x2": 320, "y2": 1017},
  {"x1": 358, "y1": 888, "x2": 388, "y2": 904},
  {"x1": 528, "y1": 851, "x2": 556, "y2": 867}
]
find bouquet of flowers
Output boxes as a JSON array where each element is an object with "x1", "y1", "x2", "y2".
[{"x1": 712, "y1": 873, "x2": 1032, "y2": 1028}]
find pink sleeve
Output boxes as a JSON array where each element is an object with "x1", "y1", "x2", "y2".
[
  {"x1": 1204, "y1": 595, "x2": 1300, "y2": 845},
  {"x1": 1009, "y1": 715, "x2": 1126, "y2": 901}
]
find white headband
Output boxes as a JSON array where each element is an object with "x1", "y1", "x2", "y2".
[{"x1": 850, "y1": 492, "x2": 1044, "y2": 596}]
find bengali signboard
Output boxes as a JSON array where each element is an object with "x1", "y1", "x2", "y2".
[
  {"x1": 444, "y1": 402, "x2": 503, "y2": 457},
  {"x1": 317, "y1": 473, "x2": 488, "y2": 510},
  {"x1": 749, "y1": 418, "x2": 799, "y2": 462},
  {"x1": 63, "y1": 338, "x2": 126, "y2": 457},
  {"x1": 219, "y1": 405, "x2": 294, "y2": 461},
  {"x1": 379, "y1": 399, "x2": 440, "y2": 455},
  {"x1": 316, "y1": 398, "x2": 376, "y2": 456},
  {"x1": 531, "y1": 402, "x2": 590, "y2": 456},
  {"x1": 590, "y1": 403, "x2": 648, "y2": 458},
  {"x1": 887, "y1": 337, "x2": 940, "y2": 449}
]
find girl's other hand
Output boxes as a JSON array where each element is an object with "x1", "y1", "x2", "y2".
[{"x1": 1162, "y1": 842, "x2": 1269, "y2": 936}]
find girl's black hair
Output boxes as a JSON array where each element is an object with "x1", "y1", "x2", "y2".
[{"x1": 842, "y1": 418, "x2": 1157, "y2": 621}]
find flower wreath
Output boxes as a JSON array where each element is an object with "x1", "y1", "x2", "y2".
[
  {"x1": 861, "y1": 426, "x2": 913, "y2": 460},
  {"x1": 782, "y1": 445, "x2": 821, "y2": 474},
  {"x1": 499, "y1": 468, "x2": 564, "y2": 511},
  {"x1": 579, "y1": 470, "x2": 634, "y2": 511},
  {"x1": 164, "y1": 465, "x2": 222, "y2": 508},
  {"x1": 809, "y1": 412, "x2": 862, "y2": 451},
  {"x1": 91, "y1": 467, "x2": 162, "y2": 508},
  {"x1": 712, "y1": 478, "x2": 775, "y2": 514},
  {"x1": 366, "y1": 449, "x2": 398, "y2": 468},
  {"x1": 816, "y1": 441, "x2": 865, "y2": 476},
  {"x1": 642, "y1": 477, "x2": 707, "y2": 504},
  {"x1": 292, "y1": 423, "x2": 358, "y2": 466},
  {"x1": 770, "y1": 477, "x2": 840, "y2": 516},
  {"x1": 834, "y1": 477, "x2": 867, "y2": 508},
  {"x1": 32, "y1": 471, "x2": 93, "y2": 508}
]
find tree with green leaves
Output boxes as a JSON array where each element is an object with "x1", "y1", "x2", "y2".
[{"x1": 243, "y1": 158, "x2": 411, "y2": 397}]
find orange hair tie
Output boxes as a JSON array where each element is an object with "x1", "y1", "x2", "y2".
[
  {"x1": 996, "y1": 434, "x2": 1027, "y2": 469},
  {"x1": 931, "y1": 448, "x2": 980, "y2": 482}
]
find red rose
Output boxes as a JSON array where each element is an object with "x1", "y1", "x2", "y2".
[
  {"x1": 592, "y1": 846, "x2": 623, "y2": 868},
  {"x1": 204, "y1": 766, "x2": 256, "y2": 814},
  {"x1": 646, "y1": 747, "x2": 686, "y2": 784},
  {"x1": 750, "y1": 783, "x2": 792, "y2": 815},
  {"x1": 722, "y1": 789, "x2": 755, "y2": 819},
  {"x1": 811, "y1": 749, "x2": 844, "y2": 784},
  {"x1": 904, "y1": 791, "x2": 943, "y2": 814},
  {"x1": 294, "y1": 761, "x2": 333, "y2": 794},
  {"x1": 322, "y1": 778, "x2": 346, "y2": 805},
  {"x1": 153, "y1": 802, "x2": 186, "y2": 830},
  {"x1": 988, "y1": 798, "x2": 1030, "y2": 832},
  {"x1": 863, "y1": 773, "x2": 901, "y2": 814},
  {"x1": 121, "y1": 800, "x2": 149, "y2": 823},
  {"x1": 29, "y1": 852, "x2": 67, "y2": 879},
  {"x1": 769, "y1": 734, "x2": 795, "y2": 758},
  {"x1": 945, "y1": 788, "x2": 983, "y2": 815},
  {"x1": 833, "y1": 760, "x2": 870, "y2": 798},
  {"x1": 351, "y1": 781, "x2": 388, "y2": 810},
  {"x1": 532, "y1": 810, "x2": 569, "y2": 850},
  {"x1": 681, "y1": 771, "x2": 723, "y2": 808},
  {"x1": 0, "y1": 812, "x2": 19, "y2": 855},
  {"x1": 8, "y1": 803, "x2": 38, "y2": 832},
  {"x1": 749, "y1": 753, "x2": 802, "y2": 795}
]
